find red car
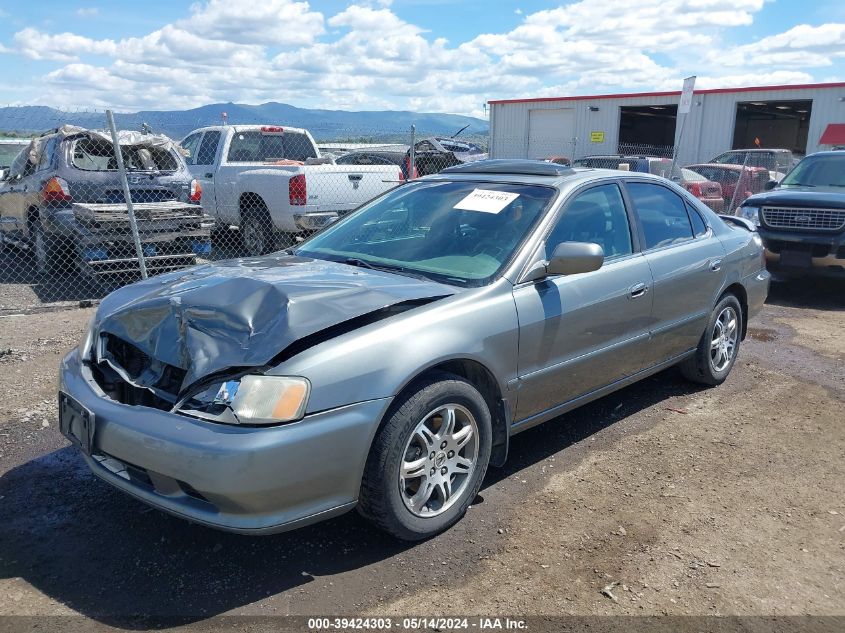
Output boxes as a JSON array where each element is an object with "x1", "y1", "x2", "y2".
[
  {"x1": 678, "y1": 168, "x2": 725, "y2": 213},
  {"x1": 685, "y1": 164, "x2": 770, "y2": 210}
]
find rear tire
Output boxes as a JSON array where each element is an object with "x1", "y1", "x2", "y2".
[
  {"x1": 31, "y1": 221, "x2": 72, "y2": 275},
  {"x1": 358, "y1": 372, "x2": 492, "y2": 541},
  {"x1": 680, "y1": 293, "x2": 743, "y2": 386},
  {"x1": 240, "y1": 208, "x2": 275, "y2": 257}
]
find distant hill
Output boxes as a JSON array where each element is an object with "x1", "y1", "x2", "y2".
[{"x1": 0, "y1": 102, "x2": 489, "y2": 143}]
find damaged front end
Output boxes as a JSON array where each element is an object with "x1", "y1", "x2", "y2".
[{"x1": 81, "y1": 255, "x2": 454, "y2": 424}]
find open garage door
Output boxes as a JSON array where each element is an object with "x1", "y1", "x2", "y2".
[
  {"x1": 528, "y1": 108, "x2": 574, "y2": 159},
  {"x1": 732, "y1": 100, "x2": 811, "y2": 154},
  {"x1": 618, "y1": 105, "x2": 677, "y2": 156}
]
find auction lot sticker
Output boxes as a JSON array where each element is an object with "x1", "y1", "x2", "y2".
[{"x1": 454, "y1": 189, "x2": 520, "y2": 213}]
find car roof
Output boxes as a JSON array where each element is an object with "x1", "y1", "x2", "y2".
[
  {"x1": 719, "y1": 148, "x2": 790, "y2": 153},
  {"x1": 687, "y1": 163, "x2": 767, "y2": 171},
  {"x1": 185, "y1": 124, "x2": 310, "y2": 136}
]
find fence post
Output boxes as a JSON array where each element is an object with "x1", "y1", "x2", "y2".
[
  {"x1": 409, "y1": 124, "x2": 416, "y2": 179},
  {"x1": 727, "y1": 152, "x2": 751, "y2": 215},
  {"x1": 106, "y1": 109, "x2": 148, "y2": 279}
]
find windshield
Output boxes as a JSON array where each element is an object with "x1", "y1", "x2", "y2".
[
  {"x1": 295, "y1": 180, "x2": 556, "y2": 286},
  {"x1": 780, "y1": 154, "x2": 845, "y2": 188}
]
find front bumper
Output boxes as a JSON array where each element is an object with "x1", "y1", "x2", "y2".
[
  {"x1": 58, "y1": 349, "x2": 392, "y2": 534},
  {"x1": 760, "y1": 229, "x2": 845, "y2": 277}
]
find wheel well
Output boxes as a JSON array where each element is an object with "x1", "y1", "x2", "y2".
[
  {"x1": 720, "y1": 283, "x2": 748, "y2": 340},
  {"x1": 26, "y1": 206, "x2": 40, "y2": 227},
  {"x1": 239, "y1": 192, "x2": 268, "y2": 217},
  {"x1": 417, "y1": 359, "x2": 509, "y2": 467}
]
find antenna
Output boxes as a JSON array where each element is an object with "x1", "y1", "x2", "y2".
[{"x1": 452, "y1": 124, "x2": 470, "y2": 138}]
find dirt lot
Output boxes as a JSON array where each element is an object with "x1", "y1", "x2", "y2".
[{"x1": 0, "y1": 278, "x2": 843, "y2": 627}]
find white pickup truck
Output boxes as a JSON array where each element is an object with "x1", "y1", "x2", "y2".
[{"x1": 180, "y1": 125, "x2": 402, "y2": 255}]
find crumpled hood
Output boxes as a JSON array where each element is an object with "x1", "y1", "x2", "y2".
[{"x1": 95, "y1": 255, "x2": 456, "y2": 389}]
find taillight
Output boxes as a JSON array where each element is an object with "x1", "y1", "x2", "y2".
[
  {"x1": 189, "y1": 179, "x2": 202, "y2": 203},
  {"x1": 260, "y1": 126, "x2": 285, "y2": 134},
  {"x1": 43, "y1": 177, "x2": 72, "y2": 203},
  {"x1": 685, "y1": 182, "x2": 703, "y2": 198},
  {"x1": 289, "y1": 174, "x2": 306, "y2": 206}
]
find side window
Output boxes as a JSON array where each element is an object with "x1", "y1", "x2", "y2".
[
  {"x1": 196, "y1": 131, "x2": 220, "y2": 165},
  {"x1": 628, "y1": 182, "x2": 694, "y2": 249},
  {"x1": 547, "y1": 183, "x2": 633, "y2": 260},
  {"x1": 687, "y1": 204, "x2": 708, "y2": 237},
  {"x1": 180, "y1": 133, "x2": 203, "y2": 166}
]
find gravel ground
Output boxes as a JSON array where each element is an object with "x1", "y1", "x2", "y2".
[{"x1": 0, "y1": 277, "x2": 843, "y2": 627}]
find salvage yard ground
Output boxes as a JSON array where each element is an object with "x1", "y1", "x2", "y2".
[{"x1": 0, "y1": 279, "x2": 843, "y2": 624}]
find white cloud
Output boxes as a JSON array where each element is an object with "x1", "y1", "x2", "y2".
[
  {"x1": 1, "y1": 0, "x2": 842, "y2": 118},
  {"x1": 76, "y1": 8, "x2": 98, "y2": 17}
]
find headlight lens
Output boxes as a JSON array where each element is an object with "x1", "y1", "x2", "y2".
[
  {"x1": 737, "y1": 205, "x2": 761, "y2": 226},
  {"x1": 177, "y1": 375, "x2": 310, "y2": 426}
]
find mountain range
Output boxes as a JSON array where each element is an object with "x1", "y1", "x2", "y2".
[{"x1": 0, "y1": 102, "x2": 489, "y2": 142}]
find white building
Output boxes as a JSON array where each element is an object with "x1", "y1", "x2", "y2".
[{"x1": 488, "y1": 82, "x2": 845, "y2": 165}]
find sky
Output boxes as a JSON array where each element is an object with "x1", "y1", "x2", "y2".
[{"x1": 0, "y1": 0, "x2": 843, "y2": 118}]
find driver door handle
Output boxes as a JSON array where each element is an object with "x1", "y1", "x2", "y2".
[
  {"x1": 629, "y1": 282, "x2": 649, "y2": 298},
  {"x1": 709, "y1": 259, "x2": 722, "y2": 272},
  {"x1": 204, "y1": 173, "x2": 213, "y2": 178}
]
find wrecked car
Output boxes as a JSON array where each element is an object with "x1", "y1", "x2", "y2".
[
  {"x1": 409, "y1": 136, "x2": 487, "y2": 177},
  {"x1": 0, "y1": 125, "x2": 213, "y2": 276},
  {"x1": 59, "y1": 160, "x2": 769, "y2": 540}
]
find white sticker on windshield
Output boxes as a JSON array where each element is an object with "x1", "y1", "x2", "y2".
[{"x1": 453, "y1": 189, "x2": 520, "y2": 214}]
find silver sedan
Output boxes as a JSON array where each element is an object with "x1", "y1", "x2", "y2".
[{"x1": 59, "y1": 160, "x2": 770, "y2": 540}]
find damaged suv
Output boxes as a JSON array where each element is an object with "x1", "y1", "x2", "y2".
[
  {"x1": 0, "y1": 125, "x2": 212, "y2": 277},
  {"x1": 59, "y1": 160, "x2": 769, "y2": 540}
]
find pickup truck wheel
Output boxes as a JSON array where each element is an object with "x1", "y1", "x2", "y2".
[
  {"x1": 680, "y1": 294, "x2": 743, "y2": 386},
  {"x1": 358, "y1": 372, "x2": 492, "y2": 541},
  {"x1": 241, "y1": 211, "x2": 274, "y2": 257}
]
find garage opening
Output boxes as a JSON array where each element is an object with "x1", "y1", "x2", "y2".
[
  {"x1": 618, "y1": 105, "x2": 677, "y2": 156},
  {"x1": 732, "y1": 100, "x2": 812, "y2": 154}
]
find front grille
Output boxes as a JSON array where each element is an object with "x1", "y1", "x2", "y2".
[{"x1": 762, "y1": 207, "x2": 845, "y2": 232}]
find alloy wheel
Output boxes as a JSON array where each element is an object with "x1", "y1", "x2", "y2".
[
  {"x1": 710, "y1": 306, "x2": 738, "y2": 372},
  {"x1": 399, "y1": 404, "x2": 479, "y2": 518}
]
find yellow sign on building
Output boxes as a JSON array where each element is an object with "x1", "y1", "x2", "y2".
[{"x1": 590, "y1": 131, "x2": 605, "y2": 143}]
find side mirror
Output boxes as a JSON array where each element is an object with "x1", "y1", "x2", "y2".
[
  {"x1": 546, "y1": 241, "x2": 604, "y2": 276},
  {"x1": 764, "y1": 180, "x2": 777, "y2": 191}
]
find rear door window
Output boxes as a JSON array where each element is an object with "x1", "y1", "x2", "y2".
[
  {"x1": 627, "y1": 182, "x2": 694, "y2": 249},
  {"x1": 196, "y1": 131, "x2": 220, "y2": 165}
]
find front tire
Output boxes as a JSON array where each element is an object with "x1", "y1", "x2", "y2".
[
  {"x1": 681, "y1": 293, "x2": 743, "y2": 385},
  {"x1": 359, "y1": 372, "x2": 492, "y2": 541}
]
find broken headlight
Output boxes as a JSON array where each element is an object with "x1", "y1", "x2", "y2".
[{"x1": 176, "y1": 375, "x2": 310, "y2": 426}]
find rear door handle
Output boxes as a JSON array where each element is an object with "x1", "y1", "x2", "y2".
[
  {"x1": 709, "y1": 259, "x2": 722, "y2": 272},
  {"x1": 629, "y1": 282, "x2": 649, "y2": 298},
  {"x1": 204, "y1": 172, "x2": 213, "y2": 178}
]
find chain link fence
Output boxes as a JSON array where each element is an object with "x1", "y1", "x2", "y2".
[{"x1": 0, "y1": 108, "x2": 489, "y2": 312}]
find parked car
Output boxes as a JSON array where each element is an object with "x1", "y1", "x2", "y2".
[
  {"x1": 539, "y1": 156, "x2": 572, "y2": 166},
  {"x1": 59, "y1": 159, "x2": 769, "y2": 540},
  {"x1": 0, "y1": 138, "x2": 30, "y2": 169},
  {"x1": 678, "y1": 168, "x2": 725, "y2": 212},
  {"x1": 335, "y1": 149, "x2": 418, "y2": 180},
  {"x1": 408, "y1": 137, "x2": 486, "y2": 177},
  {"x1": 709, "y1": 149, "x2": 796, "y2": 182},
  {"x1": 685, "y1": 163, "x2": 770, "y2": 208},
  {"x1": 738, "y1": 151, "x2": 845, "y2": 277},
  {"x1": 180, "y1": 125, "x2": 402, "y2": 256},
  {"x1": 571, "y1": 156, "x2": 723, "y2": 210},
  {"x1": 0, "y1": 125, "x2": 212, "y2": 276}
]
